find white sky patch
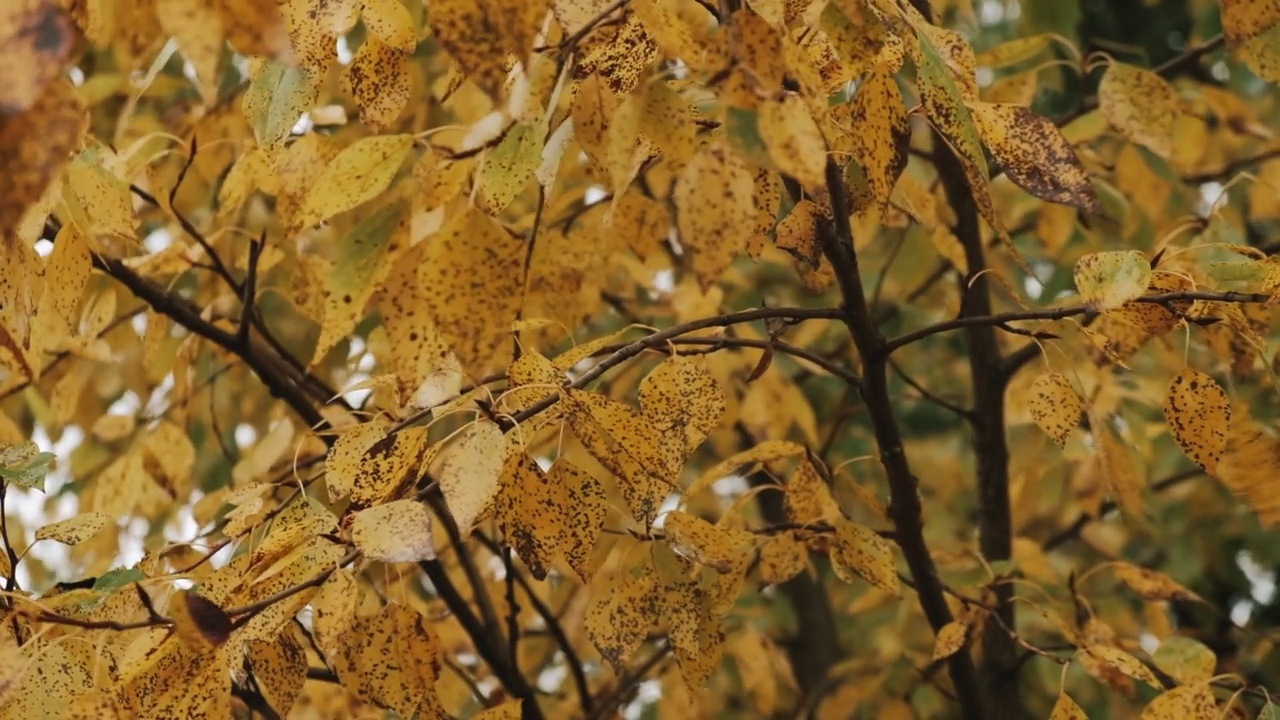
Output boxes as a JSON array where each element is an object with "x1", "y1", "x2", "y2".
[
  {"x1": 234, "y1": 422, "x2": 258, "y2": 449},
  {"x1": 144, "y1": 227, "x2": 174, "y2": 254}
]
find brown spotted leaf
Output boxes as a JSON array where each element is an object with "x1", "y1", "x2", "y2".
[
  {"x1": 830, "y1": 517, "x2": 899, "y2": 596},
  {"x1": 1164, "y1": 368, "x2": 1230, "y2": 474},
  {"x1": 1099, "y1": 62, "x2": 1182, "y2": 159},
  {"x1": 1028, "y1": 372, "x2": 1084, "y2": 447},
  {"x1": 1222, "y1": 0, "x2": 1280, "y2": 84},
  {"x1": 968, "y1": 101, "x2": 1100, "y2": 214},
  {"x1": 674, "y1": 141, "x2": 756, "y2": 289},
  {"x1": 495, "y1": 452, "x2": 570, "y2": 580}
]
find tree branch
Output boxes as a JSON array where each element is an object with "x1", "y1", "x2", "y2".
[
  {"x1": 885, "y1": 290, "x2": 1274, "y2": 355},
  {"x1": 1043, "y1": 468, "x2": 1205, "y2": 552},
  {"x1": 90, "y1": 254, "x2": 330, "y2": 439},
  {"x1": 804, "y1": 157, "x2": 986, "y2": 719},
  {"x1": 930, "y1": 104, "x2": 1018, "y2": 714}
]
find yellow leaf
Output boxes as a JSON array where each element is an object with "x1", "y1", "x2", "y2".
[
  {"x1": 169, "y1": 589, "x2": 234, "y2": 649},
  {"x1": 976, "y1": 34, "x2": 1056, "y2": 69},
  {"x1": 674, "y1": 141, "x2": 757, "y2": 289},
  {"x1": 1098, "y1": 62, "x2": 1181, "y2": 159},
  {"x1": 785, "y1": 455, "x2": 841, "y2": 525},
  {"x1": 351, "y1": 499, "x2": 436, "y2": 562},
  {"x1": 1049, "y1": 691, "x2": 1088, "y2": 720},
  {"x1": 312, "y1": 569, "x2": 359, "y2": 663},
  {"x1": 688, "y1": 440, "x2": 807, "y2": 496},
  {"x1": 1090, "y1": 409, "x2": 1144, "y2": 519},
  {"x1": 376, "y1": 251, "x2": 465, "y2": 410},
  {"x1": 34, "y1": 512, "x2": 110, "y2": 545},
  {"x1": 474, "y1": 699, "x2": 524, "y2": 719},
  {"x1": 0, "y1": 77, "x2": 86, "y2": 235},
  {"x1": 477, "y1": 124, "x2": 544, "y2": 213},
  {"x1": 361, "y1": 0, "x2": 416, "y2": 51},
  {"x1": 1163, "y1": 368, "x2": 1230, "y2": 474},
  {"x1": 567, "y1": 388, "x2": 674, "y2": 512},
  {"x1": 632, "y1": 0, "x2": 728, "y2": 73},
  {"x1": 552, "y1": 460, "x2": 608, "y2": 583},
  {"x1": 314, "y1": 201, "x2": 408, "y2": 363},
  {"x1": 759, "y1": 531, "x2": 808, "y2": 584},
  {"x1": 231, "y1": 419, "x2": 296, "y2": 485},
  {"x1": 342, "y1": 39, "x2": 412, "y2": 131},
  {"x1": 830, "y1": 517, "x2": 900, "y2": 596},
  {"x1": 63, "y1": 148, "x2": 136, "y2": 243},
  {"x1": 663, "y1": 573, "x2": 726, "y2": 691},
  {"x1": 586, "y1": 565, "x2": 657, "y2": 674},
  {"x1": 327, "y1": 419, "x2": 392, "y2": 500},
  {"x1": 1074, "y1": 250, "x2": 1152, "y2": 311},
  {"x1": 247, "y1": 634, "x2": 307, "y2": 718},
  {"x1": 296, "y1": 134, "x2": 414, "y2": 229},
  {"x1": 1222, "y1": 0, "x2": 1280, "y2": 84},
  {"x1": 639, "y1": 354, "x2": 726, "y2": 459},
  {"x1": 1153, "y1": 636, "x2": 1216, "y2": 685},
  {"x1": 1140, "y1": 684, "x2": 1217, "y2": 720},
  {"x1": 414, "y1": 208, "x2": 526, "y2": 375},
  {"x1": 931, "y1": 619, "x2": 969, "y2": 661},
  {"x1": 217, "y1": 0, "x2": 294, "y2": 62},
  {"x1": 157, "y1": 0, "x2": 226, "y2": 102},
  {"x1": 775, "y1": 198, "x2": 825, "y2": 268},
  {"x1": 663, "y1": 510, "x2": 755, "y2": 574},
  {"x1": 242, "y1": 61, "x2": 318, "y2": 148},
  {"x1": 438, "y1": 420, "x2": 506, "y2": 537},
  {"x1": 352, "y1": 427, "x2": 432, "y2": 509},
  {"x1": 1112, "y1": 561, "x2": 1202, "y2": 603},
  {"x1": 495, "y1": 452, "x2": 570, "y2": 580},
  {"x1": 758, "y1": 94, "x2": 828, "y2": 190},
  {"x1": 1028, "y1": 371, "x2": 1084, "y2": 448},
  {"x1": 915, "y1": 31, "x2": 987, "y2": 180},
  {"x1": 426, "y1": 0, "x2": 512, "y2": 101},
  {"x1": 0, "y1": 0, "x2": 76, "y2": 113},
  {"x1": 332, "y1": 603, "x2": 445, "y2": 717},
  {"x1": 846, "y1": 68, "x2": 910, "y2": 210},
  {"x1": 1079, "y1": 643, "x2": 1163, "y2": 690},
  {"x1": 967, "y1": 101, "x2": 1100, "y2": 213}
]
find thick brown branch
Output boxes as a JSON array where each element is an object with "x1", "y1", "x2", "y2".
[
  {"x1": 804, "y1": 158, "x2": 986, "y2": 718},
  {"x1": 932, "y1": 119, "x2": 1018, "y2": 714},
  {"x1": 91, "y1": 254, "x2": 330, "y2": 438}
]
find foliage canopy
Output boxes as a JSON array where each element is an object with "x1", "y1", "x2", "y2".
[{"x1": 3, "y1": 0, "x2": 1280, "y2": 718}]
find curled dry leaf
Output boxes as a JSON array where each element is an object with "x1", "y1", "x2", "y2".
[{"x1": 1163, "y1": 368, "x2": 1230, "y2": 474}]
